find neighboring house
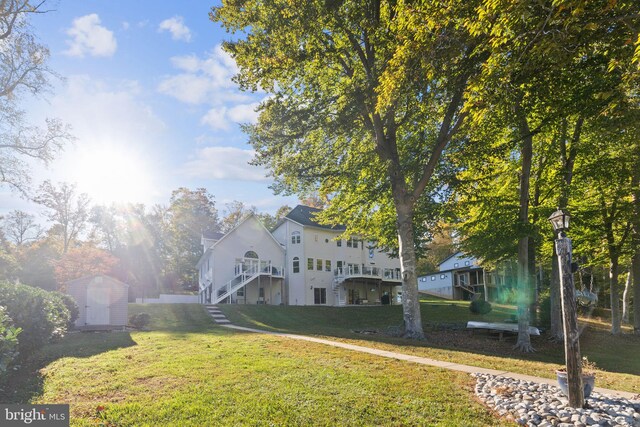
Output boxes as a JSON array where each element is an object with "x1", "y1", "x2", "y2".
[
  {"x1": 197, "y1": 215, "x2": 286, "y2": 305},
  {"x1": 418, "y1": 252, "x2": 490, "y2": 301},
  {"x1": 197, "y1": 205, "x2": 402, "y2": 306},
  {"x1": 65, "y1": 275, "x2": 129, "y2": 329}
]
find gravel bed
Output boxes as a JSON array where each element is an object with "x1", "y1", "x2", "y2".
[{"x1": 473, "y1": 373, "x2": 640, "y2": 426}]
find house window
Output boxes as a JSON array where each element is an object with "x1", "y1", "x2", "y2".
[
  {"x1": 431, "y1": 276, "x2": 436, "y2": 281},
  {"x1": 347, "y1": 238, "x2": 352, "y2": 248},
  {"x1": 244, "y1": 251, "x2": 258, "y2": 259},
  {"x1": 317, "y1": 259, "x2": 323, "y2": 270},
  {"x1": 307, "y1": 258, "x2": 314, "y2": 270},
  {"x1": 314, "y1": 288, "x2": 327, "y2": 304},
  {"x1": 325, "y1": 260, "x2": 331, "y2": 272},
  {"x1": 293, "y1": 257, "x2": 300, "y2": 273},
  {"x1": 337, "y1": 239, "x2": 342, "y2": 247},
  {"x1": 259, "y1": 288, "x2": 265, "y2": 298},
  {"x1": 236, "y1": 287, "x2": 245, "y2": 297},
  {"x1": 291, "y1": 231, "x2": 301, "y2": 244}
]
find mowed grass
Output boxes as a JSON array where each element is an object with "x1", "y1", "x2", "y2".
[
  {"x1": 218, "y1": 297, "x2": 640, "y2": 394},
  {"x1": 5, "y1": 304, "x2": 512, "y2": 426}
]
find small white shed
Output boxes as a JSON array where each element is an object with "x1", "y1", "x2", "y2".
[{"x1": 65, "y1": 275, "x2": 129, "y2": 329}]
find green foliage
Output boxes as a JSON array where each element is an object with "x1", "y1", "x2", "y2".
[
  {"x1": 469, "y1": 299, "x2": 492, "y2": 315},
  {"x1": 538, "y1": 291, "x2": 551, "y2": 328},
  {"x1": 0, "y1": 306, "x2": 21, "y2": 377},
  {"x1": 54, "y1": 292, "x2": 79, "y2": 330},
  {"x1": 128, "y1": 312, "x2": 150, "y2": 329},
  {"x1": 162, "y1": 188, "x2": 220, "y2": 292},
  {"x1": 0, "y1": 282, "x2": 70, "y2": 358}
]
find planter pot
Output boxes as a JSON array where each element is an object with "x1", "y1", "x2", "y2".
[{"x1": 555, "y1": 370, "x2": 595, "y2": 399}]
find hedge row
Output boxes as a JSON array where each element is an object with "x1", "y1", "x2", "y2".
[{"x1": 0, "y1": 282, "x2": 79, "y2": 374}]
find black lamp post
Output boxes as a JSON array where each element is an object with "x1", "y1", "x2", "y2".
[{"x1": 548, "y1": 209, "x2": 584, "y2": 408}]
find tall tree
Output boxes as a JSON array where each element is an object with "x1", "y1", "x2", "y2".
[
  {"x1": 212, "y1": 0, "x2": 488, "y2": 338},
  {"x1": 221, "y1": 200, "x2": 256, "y2": 233},
  {"x1": 33, "y1": 181, "x2": 91, "y2": 253},
  {"x1": 89, "y1": 205, "x2": 124, "y2": 252},
  {"x1": 0, "y1": 0, "x2": 71, "y2": 192},
  {"x1": 163, "y1": 188, "x2": 220, "y2": 291},
  {"x1": 2, "y1": 209, "x2": 41, "y2": 246}
]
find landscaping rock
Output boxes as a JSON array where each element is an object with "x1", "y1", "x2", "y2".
[{"x1": 473, "y1": 373, "x2": 640, "y2": 427}]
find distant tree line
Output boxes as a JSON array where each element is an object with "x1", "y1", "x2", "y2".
[{"x1": 0, "y1": 184, "x2": 289, "y2": 299}]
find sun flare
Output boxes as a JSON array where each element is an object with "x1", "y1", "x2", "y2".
[{"x1": 67, "y1": 142, "x2": 156, "y2": 205}]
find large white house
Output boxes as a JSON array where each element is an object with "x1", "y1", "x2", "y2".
[{"x1": 198, "y1": 205, "x2": 402, "y2": 306}]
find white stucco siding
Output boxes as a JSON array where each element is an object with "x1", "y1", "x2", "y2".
[
  {"x1": 211, "y1": 216, "x2": 285, "y2": 293},
  {"x1": 302, "y1": 228, "x2": 341, "y2": 305}
]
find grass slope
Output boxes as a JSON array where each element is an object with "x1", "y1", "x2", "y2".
[
  {"x1": 218, "y1": 297, "x2": 640, "y2": 394},
  {"x1": 5, "y1": 304, "x2": 512, "y2": 426}
]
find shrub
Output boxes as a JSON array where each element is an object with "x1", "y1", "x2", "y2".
[
  {"x1": 129, "y1": 312, "x2": 150, "y2": 329},
  {"x1": 469, "y1": 299, "x2": 492, "y2": 315},
  {"x1": 538, "y1": 291, "x2": 551, "y2": 328},
  {"x1": 0, "y1": 282, "x2": 70, "y2": 358},
  {"x1": 54, "y1": 292, "x2": 79, "y2": 330},
  {"x1": 0, "y1": 306, "x2": 21, "y2": 377}
]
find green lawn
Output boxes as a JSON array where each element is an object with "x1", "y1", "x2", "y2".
[
  {"x1": 2, "y1": 304, "x2": 512, "y2": 426},
  {"x1": 217, "y1": 297, "x2": 640, "y2": 394}
]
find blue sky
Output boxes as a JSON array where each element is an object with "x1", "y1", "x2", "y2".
[{"x1": 1, "y1": 0, "x2": 299, "y2": 215}]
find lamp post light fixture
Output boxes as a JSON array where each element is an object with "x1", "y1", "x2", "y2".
[
  {"x1": 549, "y1": 208, "x2": 584, "y2": 408},
  {"x1": 549, "y1": 209, "x2": 570, "y2": 236}
]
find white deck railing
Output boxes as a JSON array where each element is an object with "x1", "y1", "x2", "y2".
[
  {"x1": 333, "y1": 265, "x2": 402, "y2": 284},
  {"x1": 202, "y1": 258, "x2": 284, "y2": 304}
]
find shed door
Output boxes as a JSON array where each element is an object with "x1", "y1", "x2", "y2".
[{"x1": 86, "y1": 285, "x2": 110, "y2": 325}]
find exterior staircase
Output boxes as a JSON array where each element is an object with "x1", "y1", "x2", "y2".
[
  {"x1": 456, "y1": 282, "x2": 478, "y2": 297},
  {"x1": 212, "y1": 265, "x2": 262, "y2": 305},
  {"x1": 204, "y1": 305, "x2": 230, "y2": 324}
]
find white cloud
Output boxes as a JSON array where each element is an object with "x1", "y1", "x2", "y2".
[
  {"x1": 158, "y1": 74, "x2": 221, "y2": 105},
  {"x1": 157, "y1": 45, "x2": 240, "y2": 105},
  {"x1": 200, "y1": 102, "x2": 260, "y2": 131},
  {"x1": 158, "y1": 16, "x2": 192, "y2": 42},
  {"x1": 64, "y1": 14, "x2": 117, "y2": 58},
  {"x1": 228, "y1": 103, "x2": 260, "y2": 123},
  {"x1": 180, "y1": 147, "x2": 268, "y2": 182},
  {"x1": 201, "y1": 107, "x2": 229, "y2": 130}
]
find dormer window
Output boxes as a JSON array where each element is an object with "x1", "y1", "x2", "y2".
[{"x1": 291, "y1": 231, "x2": 301, "y2": 244}]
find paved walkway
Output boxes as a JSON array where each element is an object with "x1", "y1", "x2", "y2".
[{"x1": 221, "y1": 324, "x2": 638, "y2": 400}]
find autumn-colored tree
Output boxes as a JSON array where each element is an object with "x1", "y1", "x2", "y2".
[{"x1": 54, "y1": 245, "x2": 119, "y2": 289}]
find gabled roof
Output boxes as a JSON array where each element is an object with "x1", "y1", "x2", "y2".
[
  {"x1": 284, "y1": 205, "x2": 346, "y2": 231},
  {"x1": 438, "y1": 251, "x2": 464, "y2": 266},
  {"x1": 66, "y1": 274, "x2": 129, "y2": 287},
  {"x1": 203, "y1": 230, "x2": 225, "y2": 241},
  {"x1": 196, "y1": 213, "x2": 285, "y2": 268}
]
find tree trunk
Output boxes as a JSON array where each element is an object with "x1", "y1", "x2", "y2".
[
  {"x1": 632, "y1": 145, "x2": 640, "y2": 335},
  {"x1": 528, "y1": 235, "x2": 538, "y2": 324},
  {"x1": 609, "y1": 256, "x2": 621, "y2": 335},
  {"x1": 395, "y1": 201, "x2": 424, "y2": 339},
  {"x1": 622, "y1": 271, "x2": 631, "y2": 324},
  {"x1": 514, "y1": 98, "x2": 534, "y2": 352},
  {"x1": 550, "y1": 248, "x2": 564, "y2": 340},
  {"x1": 633, "y1": 256, "x2": 640, "y2": 335}
]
